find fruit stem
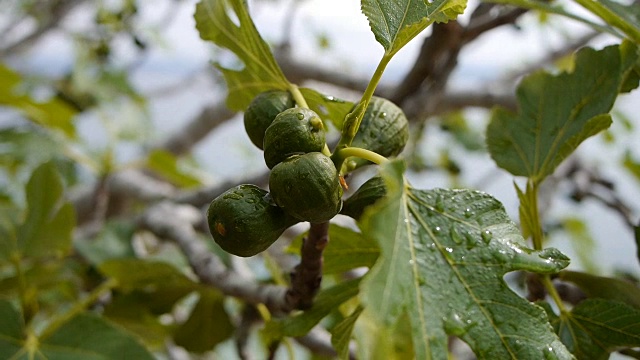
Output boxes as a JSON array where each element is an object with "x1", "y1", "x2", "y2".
[
  {"x1": 335, "y1": 54, "x2": 392, "y2": 150},
  {"x1": 288, "y1": 83, "x2": 309, "y2": 109},
  {"x1": 334, "y1": 147, "x2": 388, "y2": 168}
]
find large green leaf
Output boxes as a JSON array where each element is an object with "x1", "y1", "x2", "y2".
[
  {"x1": 194, "y1": 0, "x2": 289, "y2": 111},
  {"x1": 545, "y1": 299, "x2": 640, "y2": 360},
  {"x1": 359, "y1": 161, "x2": 572, "y2": 359},
  {"x1": 0, "y1": 299, "x2": 154, "y2": 360},
  {"x1": 486, "y1": 44, "x2": 639, "y2": 183},
  {"x1": 361, "y1": 0, "x2": 466, "y2": 56},
  {"x1": 11, "y1": 162, "x2": 76, "y2": 259},
  {"x1": 0, "y1": 64, "x2": 77, "y2": 137},
  {"x1": 262, "y1": 278, "x2": 360, "y2": 341}
]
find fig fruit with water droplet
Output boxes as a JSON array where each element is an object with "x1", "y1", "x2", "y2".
[{"x1": 207, "y1": 184, "x2": 298, "y2": 257}]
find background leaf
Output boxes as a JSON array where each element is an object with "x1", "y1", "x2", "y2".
[
  {"x1": 361, "y1": 0, "x2": 466, "y2": 55},
  {"x1": 545, "y1": 299, "x2": 640, "y2": 360},
  {"x1": 194, "y1": 0, "x2": 289, "y2": 111},
  {"x1": 359, "y1": 161, "x2": 572, "y2": 359},
  {"x1": 486, "y1": 44, "x2": 638, "y2": 182},
  {"x1": 0, "y1": 64, "x2": 77, "y2": 137},
  {"x1": 16, "y1": 162, "x2": 76, "y2": 259},
  {"x1": 99, "y1": 259, "x2": 199, "y2": 292},
  {"x1": 146, "y1": 149, "x2": 203, "y2": 188},
  {"x1": 173, "y1": 289, "x2": 233, "y2": 353}
]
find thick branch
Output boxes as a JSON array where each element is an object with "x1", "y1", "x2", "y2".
[{"x1": 285, "y1": 222, "x2": 329, "y2": 310}]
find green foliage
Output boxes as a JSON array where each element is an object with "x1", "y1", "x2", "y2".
[
  {"x1": 359, "y1": 161, "x2": 572, "y2": 359},
  {"x1": 330, "y1": 306, "x2": 364, "y2": 360},
  {"x1": 487, "y1": 44, "x2": 639, "y2": 183}
]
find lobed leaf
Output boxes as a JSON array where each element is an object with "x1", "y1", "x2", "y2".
[
  {"x1": 361, "y1": 0, "x2": 466, "y2": 56},
  {"x1": 487, "y1": 44, "x2": 639, "y2": 183},
  {"x1": 194, "y1": 0, "x2": 289, "y2": 111},
  {"x1": 359, "y1": 161, "x2": 573, "y2": 359}
]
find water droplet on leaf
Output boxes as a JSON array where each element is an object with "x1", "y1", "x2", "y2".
[
  {"x1": 435, "y1": 194, "x2": 444, "y2": 212},
  {"x1": 443, "y1": 312, "x2": 471, "y2": 336},
  {"x1": 481, "y1": 230, "x2": 492, "y2": 244},
  {"x1": 543, "y1": 346, "x2": 559, "y2": 360},
  {"x1": 450, "y1": 225, "x2": 463, "y2": 244}
]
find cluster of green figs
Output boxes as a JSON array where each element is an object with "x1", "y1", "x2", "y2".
[{"x1": 207, "y1": 91, "x2": 408, "y2": 257}]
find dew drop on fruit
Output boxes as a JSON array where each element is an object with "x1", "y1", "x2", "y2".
[{"x1": 296, "y1": 112, "x2": 305, "y2": 120}]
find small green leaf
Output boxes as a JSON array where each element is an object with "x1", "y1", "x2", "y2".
[
  {"x1": 146, "y1": 149, "x2": 203, "y2": 188},
  {"x1": 103, "y1": 295, "x2": 171, "y2": 350},
  {"x1": 263, "y1": 278, "x2": 360, "y2": 341},
  {"x1": 99, "y1": 259, "x2": 199, "y2": 292},
  {"x1": 360, "y1": 160, "x2": 572, "y2": 359},
  {"x1": 324, "y1": 225, "x2": 379, "y2": 274},
  {"x1": 361, "y1": 0, "x2": 466, "y2": 56},
  {"x1": 330, "y1": 306, "x2": 363, "y2": 360},
  {"x1": 287, "y1": 225, "x2": 379, "y2": 275},
  {"x1": 74, "y1": 220, "x2": 137, "y2": 266},
  {"x1": 173, "y1": 290, "x2": 233, "y2": 353},
  {"x1": 559, "y1": 270, "x2": 640, "y2": 309},
  {"x1": 41, "y1": 313, "x2": 155, "y2": 359},
  {"x1": 194, "y1": 0, "x2": 289, "y2": 111},
  {"x1": 623, "y1": 151, "x2": 640, "y2": 184},
  {"x1": 17, "y1": 162, "x2": 76, "y2": 258},
  {"x1": 0, "y1": 63, "x2": 77, "y2": 137},
  {"x1": 487, "y1": 44, "x2": 638, "y2": 183},
  {"x1": 549, "y1": 299, "x2": 640, "y2": 359},
  {"x1": 299, "y1": 88, "x2": 354, "y2": 130}
]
